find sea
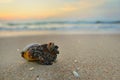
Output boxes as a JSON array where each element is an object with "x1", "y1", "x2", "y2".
[{"x1": 0, "y1": 20, "x2": 120, "y2": 34}]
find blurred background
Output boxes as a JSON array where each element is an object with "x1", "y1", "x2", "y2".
[{"x1": 0, "y1": 0, "x2": 120, "y2": 35}]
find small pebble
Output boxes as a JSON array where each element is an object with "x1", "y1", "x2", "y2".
[
  {"x1": 29, "y1": 67, "x2": 34, "y2": 71},
  {"x1": 74, "y1": 60, "x2": 77, "y2": 63},
  {"x1": 72, "y1": 71, "x2": 80, "y2": 78},
  {"x1": 17, "y1": 49, "x2": 20, "y2": 51},
  {"x1": 36, "y1": 75, "x2": 39, "y2": 80}
]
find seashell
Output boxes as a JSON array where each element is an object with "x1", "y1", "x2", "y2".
[
  {"x1": 72, "y1": 71, "x2": 80, "y2": 78},
  {"x1": 22, "y1": 43, "x2": 40, "y2": 52},
  {"x1": 21, "y1": 42, "x2": 59, "y2": 65},
  {"x1": 29, "y1": 67, "x2": 34, "y2": 71}
]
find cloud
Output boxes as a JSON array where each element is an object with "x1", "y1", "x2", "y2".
[
  {"x1": 60, "y1": 5, "x2": 78, "y2": 12},
  {"x1": 57, "y1": 0, "x2": 101, "y2": 15},
  {"x1": 52, "y1": 0, "x2": 107, "y2": 19},
  {"x1": 59, "y1": 0, "x2": 105, "y2": 12},
  {"x1": 0, "y1": 0, "x2": 110, "y2": 20}
]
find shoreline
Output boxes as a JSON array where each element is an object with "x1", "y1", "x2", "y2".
[{"x1": 0, "y1": 30, "x2": 120, "y2": 37}]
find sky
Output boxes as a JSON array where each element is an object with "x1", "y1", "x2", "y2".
[{"x1": 0, "y1": 0, "x2": 120, "y2": 21}]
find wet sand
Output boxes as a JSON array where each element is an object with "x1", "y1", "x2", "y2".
[{"x1": 0, "y1": 34, "x2": 120, "y2": 80}]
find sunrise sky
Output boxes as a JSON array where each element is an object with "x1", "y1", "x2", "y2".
[{"x1": 0, "y1": 0, "x2": 120, "y2": 20}]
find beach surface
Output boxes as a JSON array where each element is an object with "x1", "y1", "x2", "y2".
[{"x1": 0, "y1": 33, "x2": 120, "y2": 80}]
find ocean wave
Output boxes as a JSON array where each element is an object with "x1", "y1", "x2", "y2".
[
  {"x1": 0, "y1": 21, "x2": 120, "y2": 31},
  {"x1": 1, "y1": 20, "x2": 120, "y2": 26}
]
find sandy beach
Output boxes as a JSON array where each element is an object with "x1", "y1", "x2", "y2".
[{"x1": 0, "y1": 34, "x2": 120, "y2": 80}]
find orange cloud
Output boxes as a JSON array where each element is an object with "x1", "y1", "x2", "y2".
[
  {"x1": 55, "y1": 0, "x2": 106, "y2": 18},
  {"x1": 0, "y1": 8, "x2": 61, "y2": 20},
  {"x1": 58, "y1": 0, "x2": 105, "y2": 13},
  {"x1": 60, "y1": 5, "x2": 78, "y2": 12}
]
